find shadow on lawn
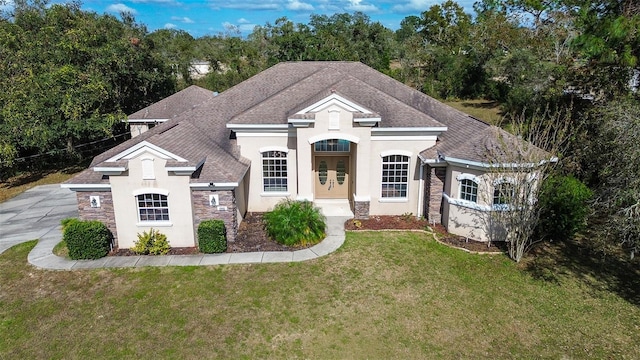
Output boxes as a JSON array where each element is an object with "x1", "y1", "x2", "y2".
[{"x1": 525, "y1": 240, "x2": 640, "y2": 306}]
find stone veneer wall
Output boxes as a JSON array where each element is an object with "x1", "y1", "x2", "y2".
[
  {"x1": 354, "y1": 200, "x2": 370, "y2": 219},
  {"x1": 426, "y1": 166, "x2": 446, "y2": 224},
  {"x1": 191, "y1": 190, "x2": 237, "y2": 245},
  {"x1": 76, "y1": 192, "x2": 118, "y2": 246}
]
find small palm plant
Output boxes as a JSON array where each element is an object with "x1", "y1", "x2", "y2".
[{"x1": 263, "y1": 199, "x2": 326, "y2": 246}]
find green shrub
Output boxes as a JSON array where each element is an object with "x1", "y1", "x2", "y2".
[
  {"x1": 537, "y1": 175, "x2": 592, "y2": 241},
  {"x1": 263, "y1": 199, "x2": 326, "y2": 247},
  {"x1": 132, "y1": 228, "x2": 170, "y2": 255},
  {"x1": 62, "y1": 219, "x2": 112, "y2": 260},
  {"x1": 197, "y1": 220, "x2": 227, "y2": 253},
  {"x1": 61, "y1": 217, "x2": 80, "y2": 232}
]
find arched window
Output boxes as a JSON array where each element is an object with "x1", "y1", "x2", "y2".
[
  {"x1": 137, "y1": 193, "x2": 169, "y2": 222},
  {"x1": 460, "y1": 179, "x2": 478, "y2": 203},
  {"x1": 314, "y1": 139, "x2": 350, "y2": 152},
  {"x1": 262, "y1": 150, "x2": 288, "y2": 192},
  {"x1": 381, "y1": 155, "x2": 409, "y2": 198}
]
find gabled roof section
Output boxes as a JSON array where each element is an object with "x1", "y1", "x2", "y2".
[
  {"x1": 128, "y1": 85, "x2": 216, "y2": 121},
  {"x1": 105, "y1": 141, "x2": 188, "y2": 163},
  {"x1": 296, "y1": 93, "x2": 374, "y2": 114}
]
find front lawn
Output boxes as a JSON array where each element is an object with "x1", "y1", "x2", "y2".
[{"x1": 1, "y1": 232, "x2": 638, "y2": 359}]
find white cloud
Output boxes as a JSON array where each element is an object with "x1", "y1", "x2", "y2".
[
  {"x1": 171, "y1": 16, "x2": 194, "y2": 23},
  {"x1": 345, "y1": 0, "x2": 379, "y2": 12},
  {"x1": 164, "y1": 23, "x2": 178, "y2": 29},
  {"x1": 392, "y1": 0, "x2": 475, "y2": 13},
  {"x1": 130, "y1": 0, "x2": 180, "y2": 4},
  {"x1": 391, "y1": 0, "x2": 432, "y2": 13},
  {"x1": 222, "y1": 20, "x2": 257, "y2": 33},
  {"x1": 239, "y1": 23, "x2": 258, "y2": 32},
  {"x1": 106, "y1": 3, "x2": 138, "y2": 15},
  {"x1": 209, "y1": 1, "x2": 280, "y2": 11},
  {"x1": 286, "y1": 0, "x2": 314, "y2": 11}
]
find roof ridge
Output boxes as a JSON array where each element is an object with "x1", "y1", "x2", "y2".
[{"x1": 228, "y1": 66, "x2": 340, "y2": 122}]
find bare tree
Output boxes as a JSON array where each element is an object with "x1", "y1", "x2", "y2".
[{"x1": 478, "y1": 110, "x2": 570, "y2": 262}]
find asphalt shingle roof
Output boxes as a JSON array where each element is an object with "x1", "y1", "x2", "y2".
[{"x1": 68, "y1": 61, "x2": 543, "y2": 186}]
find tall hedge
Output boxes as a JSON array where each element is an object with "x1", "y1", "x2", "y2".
[
  {"x1": 198, "y1": 219, "x2": 227, "y2": 253},
  {"x1": 62, "y1": 219, "x2": 112, "y2": 260},
  {"x1": 537, "y1": 175, "x2": 592, "y2": 242}
]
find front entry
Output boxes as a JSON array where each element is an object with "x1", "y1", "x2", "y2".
[{"x1": 315, "y1": 156, "x2": 349, "y2": 199}]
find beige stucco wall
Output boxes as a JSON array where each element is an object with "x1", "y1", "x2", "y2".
[
  {"x1": 110, "y1": 152, "x2": 196, "y2": 249},
  {"x1": 442, "y1": 165, "x2": 530, "y2": 242},
  {"x1": 235, "y1": 133, "x2": 298, "y2": 212},
  {"x1": 234, "y1": 103, "x2": 438, "y2": 216}
]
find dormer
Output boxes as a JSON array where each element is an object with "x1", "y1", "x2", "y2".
[{"x1": 288, "y1": 93, "x2": 381, "y2": 128}]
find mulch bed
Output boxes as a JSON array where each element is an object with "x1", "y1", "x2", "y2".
[
  {"x1": 231, "y1": 213, "x2": 308, "y2": 252},
  {"x1": 109, "y1": 247, "x2": 200, "y2": 256},
  {"x1": 108, "y1": 214, "x2": 505, "y2": 255}
]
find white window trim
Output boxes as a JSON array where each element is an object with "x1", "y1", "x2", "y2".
[
  {"x1": 258, "y1": 146, "x2": 289, "y2": 154},
  {"x1": 380, "y1": 154, "x2": 410, "y2": 199},
  {"x1": 132, "y1": 188, "x2": 169, "y2": 196},
  {"x1": 261, "y1": 150, "x2": 289, "y2": 193},
  {"x1": 380, "y1": 150, "x2": 412, "y2": 158},
  {"x1": 134, "y1": 190, "x2": 171, "y2": 225},
  {"x1": 260, "y1": 192, "x2": 291, "y2": 197},
  {"x1": 457, "y1": 174, "x2": 479, "y2": 204}
]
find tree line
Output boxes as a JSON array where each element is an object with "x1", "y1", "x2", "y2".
[{"x1": 1, "y1": 0, "x2": 638, "y2": 261}]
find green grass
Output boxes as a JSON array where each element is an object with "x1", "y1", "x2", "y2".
[
  {"x1": 443, "y1": 99, "x2": 503, "y2": 125},
  {"x1": 52, "y1": 240, "x2": 69, "y2": 258},
  {"x1": 0, "y1": 167, "x2": 83, "y2": 203},
  {"x1": 1, "y1": 234, "x2": 639, "y2": 359}
]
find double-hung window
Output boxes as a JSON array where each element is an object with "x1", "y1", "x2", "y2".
[
  {"x1": 137, "y1": 193, "x2": 169, "y2": 222},
  {"x1": 381, "y1": 155, "x2": 409, "y2": 198},
  {"x1": 262, "y1": 150, "x2": 288, "y2": 192}
]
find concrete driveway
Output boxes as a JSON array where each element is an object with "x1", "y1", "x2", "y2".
[{"x1": 0, "y1": 184, "x2": 77, "y2": 254}]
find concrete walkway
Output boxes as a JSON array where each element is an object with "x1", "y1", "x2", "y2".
[{"x1": 0, "y1": 185, "x2": 352, "y2": 270}]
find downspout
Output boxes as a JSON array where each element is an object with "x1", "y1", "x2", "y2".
[{"x1": 417, "y1": 161, "x2": 424, "y2": 219}]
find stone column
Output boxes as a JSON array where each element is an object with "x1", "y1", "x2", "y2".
[
  {"x1": 426, "y1": 166, "x2": 445, "y2": 224},
  {"x1": 191, "y1": 190, "x2": 237, "y2": 245},
  {"x1": 77, "y1": 192, "x2": 118, "y2": 246}
]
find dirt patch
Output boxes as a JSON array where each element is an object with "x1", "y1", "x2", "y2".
[{"x1": 432, "y1": 224, "x2": 506, "y2": 253}]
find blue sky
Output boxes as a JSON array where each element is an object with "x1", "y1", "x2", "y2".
[{"x1": 66, "y1": 0, "x2": 477, "y2": 38}]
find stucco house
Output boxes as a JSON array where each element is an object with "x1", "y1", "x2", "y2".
[{"x1": 63, "y1": 61, "x2": 544, "y2": 249}]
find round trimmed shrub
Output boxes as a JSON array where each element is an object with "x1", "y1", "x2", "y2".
[
  {"x1": 263, "y1": 199, "x2": 326, "y2": 246},
  {"x1": 198, "y1": 219, "x2": 227, "y2": 253},
  {"x1": 62, "y1": 219, "x2": 112, "y2": 260}
]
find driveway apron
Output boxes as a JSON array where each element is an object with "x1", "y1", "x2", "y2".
[{"x1": 0, "y1": 184, "x2": 77, "y2": 254}]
